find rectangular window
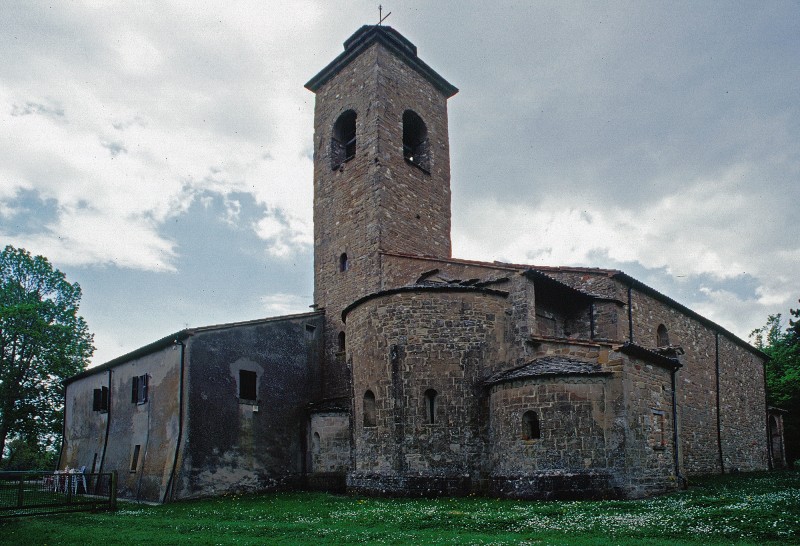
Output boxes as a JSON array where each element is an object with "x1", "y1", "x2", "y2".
[
  {"x1": 92, "y1": 386, "x2": 109, "y2": 412},
  {"x1": 239, "y1": 370, "x2": 257, "y2": 401},
  {"x1": 130, "y1": 444, "x2": 141, "y2": 472},
  {"x1": 132, "y1": 375, "x2": 148, "y2": 404}
]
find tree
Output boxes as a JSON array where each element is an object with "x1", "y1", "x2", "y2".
[
  {"x1": 750, "y1": 311, "x2": 800, "y2": 466},
  {"x1": 0, "y1": 245, "x2": 94, "y2": 468},
  {"x1": 789, "y1": 299, "x2": 800, "y2": 340}
]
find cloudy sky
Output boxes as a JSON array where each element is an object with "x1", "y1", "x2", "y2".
[{"x1": 1, "y1": 1, "x2": 798, "y2": 366}]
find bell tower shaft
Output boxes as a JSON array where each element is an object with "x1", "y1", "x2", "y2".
[{"x1": 306, "y1": 25, "x2": 458, "y2": 398}]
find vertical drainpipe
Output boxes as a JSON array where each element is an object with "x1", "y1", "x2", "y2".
[
  {"x1": 627, "y1": 285, "x2": 634, "y2": 343},
  {"x1": 715, "y1": 332, "x2": 724, "y2": 474},
  {"x1": 670, "y1": 365, "x2": 684, "y2": 487},
  {"x1": 58, "y1": 384, "x2": 68, "y2": 470},
  {"x1": 98, "y1": 370, "x2": 112, "y2": 475},
  {"x1": 164, "y1": 338, "x2": 186, "y2": 503},
  {"x1": 763, "y1": 358, "x2": 773, "y2": 470}
]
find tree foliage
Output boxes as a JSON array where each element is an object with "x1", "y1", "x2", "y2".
[
  {"x1": 0, "y1": 245, "x2": 94, "y2": 468},
  {"x1": 750, "y1": 305, "x2": 800, "y2": 465}
]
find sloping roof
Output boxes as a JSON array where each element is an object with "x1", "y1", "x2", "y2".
[
  {"x1": 618, "y1": 342, "x2": 682, "y2": 370},
  {"x1": 308, "y1": 397, "x2": 350, "y2": 413},
  {"x1": 379, "y1": 251, "x2": 765, "y2": 359},
  {"x1": 305, "y1": 25, "x2": 458, "y2": 98},
  {"x1": 484, "y1": 356, "x2": 612, "y2": 386},
  {"x1": 64, "y1": 311, "x2": 324, "y2": 385},
  {"x1": 341, "y1": 282, "x2": 509, "y2": 322}
]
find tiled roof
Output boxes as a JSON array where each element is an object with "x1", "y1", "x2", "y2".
[{"x1": 484, "y1": 356, "x2": 611, "y2": 385}]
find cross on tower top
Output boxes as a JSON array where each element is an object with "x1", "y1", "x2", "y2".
[{"x1": 378, "y1": 5, "x2": 391, "y2": 25}]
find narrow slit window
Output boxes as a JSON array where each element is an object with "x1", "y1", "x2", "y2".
[
  {"x1": 130, "y1": 444, "x2": 141, "y2": 472},
  {"x1": 403, "y1": 110, "x2": 430, "y2": 172},
  {"x1": 339, "y1": 253, "x2": 348, "y2": 272},
  {"x1": 331, "y1": 110, "x2": 357, "y2": 170},
  {"x1": 424, "y1": 389, "x2": 438, "y2": 424},
  {"x1": 363, "y1": 390, "x2": 376, "y2": 427},
  {"x1": 652, "y1": 410, "x2": 666, "y2": 449},
  {"x1": 338, "y1": 331, "x2": 346, "y2": 353},
  {"x1": 522, "y1": 410, "x2": 540, "y2": 440},
  {"x1": 240, "y1": 370, "x2": 257, "y2": 401},
  {"x1": 657, "y1": 324, "x2": 669, "y2": 347}
]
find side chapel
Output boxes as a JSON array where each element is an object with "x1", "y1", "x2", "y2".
[{"x1": 61, "y1": 25, "x2": 784, "y2": 502}]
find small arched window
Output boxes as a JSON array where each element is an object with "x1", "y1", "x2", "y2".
[
  {"x1": 331, "y1": 110, "x2": 357, "y2": 170},
  {"x1": 657, "y1": 324, "x2": 669, "y2": 347},
  {"x1": 339, "y1": 252, "x2": 348, "y2": 272},
  {"x1": 403, "y1": 110, "x2": 430, "y2": 172},
  {"x1": 337, "y1": 331, "x2": 346, "y2": 353},
  {"x1": 424, "y1": 389, "x2": 438, "y2": 424},
  {"x1": 363, "y1": 390, "x2": 376, "y2": 427},
  {"x1": 522, "y1": 410, "x2": 540, "y2": 440}
]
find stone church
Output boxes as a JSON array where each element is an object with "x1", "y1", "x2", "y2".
[{"x1": 60, "y1": 25, "x2": 783, "y2": 503}]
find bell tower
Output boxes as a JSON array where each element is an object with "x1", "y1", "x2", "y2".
[{"x1": 306, "y1": 26, "x2": 458, "y2": 398}]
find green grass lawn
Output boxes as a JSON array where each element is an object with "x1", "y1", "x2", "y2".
[{"x1": 1, "y1": 471, "x2": 798, "y2": 545}]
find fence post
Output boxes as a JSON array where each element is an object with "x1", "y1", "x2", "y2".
[
  {"x1": 110, "y1": 471, "x2": 117, "y2": 510},
  {"x1": 17, "y1": 476, "x2": 24, "y2": 508}
]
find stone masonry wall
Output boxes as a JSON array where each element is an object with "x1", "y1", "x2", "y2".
[
  {"x1": 345, "y1": 289, "x2": 509, "y2": 495},
  {"x1": 311, "y1": 41, "x2": 454, "y2": 401},
  {"x1": 629, "y1": 287, "x2": 721, "y2": 474},
  {"x1": 718, "y1": 334, "x2": 768, "y2": 471},
  {"x1": 487, "y1": 376, "x2": 619, "y2": 499},
  {"x1": 621, "y1": 356, "x2": 679, "y2": 496}
]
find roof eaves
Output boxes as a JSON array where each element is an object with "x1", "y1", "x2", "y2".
[
  {"x1": 64, "y1": 310, "x2": 324, "y2": 385},
  {"x1": 613, "y1": 272, "x2": 767, "y2": 360},
  {"x1": 619, "y1": 342, "x2": 682, "y2": 370},
  {"x1": 305, "y1": 25, "x2": 458, "y2": 98}
]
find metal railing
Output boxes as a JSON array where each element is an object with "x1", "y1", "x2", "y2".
[{"x1": 0, "y1": 470, "x2": 116, "y2": 518}]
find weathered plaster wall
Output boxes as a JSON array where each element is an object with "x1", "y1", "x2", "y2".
[
  {"x1": 175, "y1": 313, "x2": 323, "y2": 500},
  {"x1": 62, "y1": 372, "x2": 110, "y2": 474},
  {"x1": 100, "y1": 347, "x2": 182, "y2": 502}
]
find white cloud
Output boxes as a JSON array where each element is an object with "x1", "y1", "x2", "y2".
[{"x1": 259, "y1": 293, "x2": 311, "y2": 317}]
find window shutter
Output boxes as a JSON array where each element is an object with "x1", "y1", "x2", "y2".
[
  {"x1": 140, "y1": 374, "x2": 148, "y2": 403},
  {"x1": 101, "y1": 386, "x2": 109, "y2": 411},
  {"x1": 132, "y1": 376, "x2": 138, "y2": 403}
]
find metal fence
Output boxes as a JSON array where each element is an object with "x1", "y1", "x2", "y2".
[{"x1": 0, "y1": 470, "x2": 116, "y2": 518}]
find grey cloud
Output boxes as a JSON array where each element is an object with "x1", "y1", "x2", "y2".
[
  {"x1": 101, "y1": 140, "x2": 127, "y2": 157},
  {"x1": 11, "y1": 100, "x2": 65, "y2": 118}
]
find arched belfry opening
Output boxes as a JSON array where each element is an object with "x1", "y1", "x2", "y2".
[
  {"x1": 331, "y1": 110, "x2": 356, "y2": 170},
  {"x1": 403, "y1": 110, "x2": 430, "y2": 172}
]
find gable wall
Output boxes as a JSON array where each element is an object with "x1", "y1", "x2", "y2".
[
  {"x1": 62, "y1": 372, "x2": 110, "y2": 474},
  {"x1": 175, "y1": 314, "x2": 324, "y2": 500}
]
